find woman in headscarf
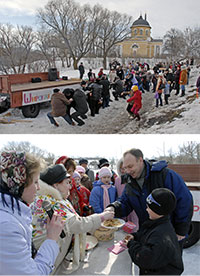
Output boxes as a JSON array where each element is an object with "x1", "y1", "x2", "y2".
[{"x1": 0, "y1": 151, "x2": 64, "y2": 275}]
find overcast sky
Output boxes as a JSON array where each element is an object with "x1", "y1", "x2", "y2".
[
  {"x1": 0, "y1": 134, "x2": 199, "y2": 160},
  {"x1": 0, "y1": 0, "x2": 199, "y2": 38}
]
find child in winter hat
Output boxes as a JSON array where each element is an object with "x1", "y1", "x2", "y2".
[
  {"x1": 125, "y1": 188, "x2": 183, "y2": 275},
  {"x1": 89, "y1": 167, "x2": 117, "y2": 213},
  {"x1": 76, "y1": 165, "x2": 86, "y2": 177},
  {"x1": 146, "y1": 188, "x2": 176, "y2": 217},
  {"x1": 99, "y1": 167, "x2": 112, "y2": 183},
  {"x1": 72, "y1": 171, "x2": 91, "y2": 206},
  {"x1": 72, "y1": 171, "x2": 81, "y2": 187}
]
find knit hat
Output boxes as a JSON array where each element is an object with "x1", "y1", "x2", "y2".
[
  {"x1": 98, "y1": 158, "x2": 109, "y2": 168},
  {"x1": 73, "y1": 171, "x2": 81, "y2": 179},
  {"x1": 79, "y1": 158, "x2": 88, "y2": 165},
  {"x1": 99, "y1": 167, "x2": 112, "y2": 178},
  {"x1": 40, "y1": 164, "x2": 70, "y2": 185},
  {"x1": 55, "y1": 156, "x2": 68, "y2": 165},
  {"x1": 146, "y1": 188, "x2": 176, "y2": 216},
  {"x1": 76, "y1": 165, "x2": 86, "y2": 174},
  {"x1": 0, "y1": 151, "x2": 27, "y2": 198},
  {"x1": 132, "y1": 85, "x2": 138, "y2": 92}
]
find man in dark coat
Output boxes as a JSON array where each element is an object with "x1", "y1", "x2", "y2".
[
  {"x1": 87, "y1": 79, "x2": 102, "y2": 117},
  {"x1": 99, "y1": 74, "x2": 110, "y2": 108},
  {"x1": 71, "y1": 88, "x2": 88, "y2": 126},
  {"x1": 47, "y1": 88, "x2": 74, "y2": 127},
  {"x1": 106, "y1": 148, "x2": 193, "y2": 250},
  {"x1": 78, "y1": 62, "x2": 85, "y2": 79},
  {"x1": 126, "y1": 188, "x2": 184, "y2": 275},
  {"x1": 112, "y1": 77, "x2": 124, "y2": 100}
]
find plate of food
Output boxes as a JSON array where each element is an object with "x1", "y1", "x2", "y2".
[
  {"x1": 85, "y1": 235, "x2": 98, "y2": 250},
  {"x1": 101, "y1": 218, "x2": 125, "y2": 229}
]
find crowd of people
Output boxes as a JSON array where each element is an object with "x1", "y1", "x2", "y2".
[
  {"x1": 0, "y1": 148, "x2": 193, "y2": 275},
  {"x1": 47, "y1": 59, "x2": 199, "y2": 127}
]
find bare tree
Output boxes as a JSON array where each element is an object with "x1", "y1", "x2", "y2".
[
  {"x1": 183, "y1": 27, "x2": 200, "y2": 59},
  {"x1": 37, "y1": 0, "x2": 104, "y2": 69},
  {"x1": 163, "y1": 28, "x2": 185, "y2": 60},
  {"x1": 96, "y1": 9, "x2": 132, "y2": 69},
  {"x1": 0, "y1": 141, "x2": 55, "y2": 165},
  {"x1": 0, "y1": 24, "x2": 37, "y2": 74}
]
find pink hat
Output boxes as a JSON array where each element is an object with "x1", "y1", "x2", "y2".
[
  {"x1": 73, "y1": 171, "x2": 81, "y2": 179},
  {"x1": 76, "y1": 165, "x2": 86, "y2": 174},
  {"x1": 99, "y1": 167, "x2": 112, "y2": 178}
]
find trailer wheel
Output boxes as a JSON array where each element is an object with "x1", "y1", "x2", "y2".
[
  {"x1": 22, "y1": 104, "x2": 40, "y2": 118},
  {"x1": 183, "y1": 222, "x2": 200, "y2": 248}
]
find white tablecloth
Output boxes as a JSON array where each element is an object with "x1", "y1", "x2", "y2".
[{"x1": 70, "y1": 230, "x2": 139, "y2": 275}]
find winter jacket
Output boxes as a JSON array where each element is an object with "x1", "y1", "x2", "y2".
[
  {"x1": 31, "y1": 180, "x2": 102, "y2": 275},
  {"x1": 99, "y1": 79, "x2": 110, "y2": 97},
  {"x1": 127, "y1": 216, "x2": 184, "y2": 275},
  {"x1": 51, "y1": 93, "x2": 70, "y2": 117},
  {"x1": 73, "y1": 89, "x2": 88, "y2": 114},
  {"x1": 88, "y1": 82, "x2": 102, "y2": 101},
  {"x1": 85, "y1": 168, "x2": 95, "y2": 183},
  {"x1": 179, "y1": 69, "x2": 188, "y2": 85},
  {"x1": 109, "y1": 160, "x2": 193, "y2": 236},
  {"x1": 78, "y1": 65, "x2": 85, "y2": 75},
  {"x1": 127, "y1": 89, "x2": 142, "y2": 109},
  {"x1": 89, "y1": 180, "x2": 117, "y2": 213},
  {"x1": 0, "y1": 193, "x2": 59, "y2": 275},
  {"x1": 113, "y1": 79, "x2": 124, "y2": 94},
  {"x1": 76, "y1": 185, "x2": 90, "y2": 205},
  {"x1": 196, "y1": 75, "x2": 200, "y2": 92}
]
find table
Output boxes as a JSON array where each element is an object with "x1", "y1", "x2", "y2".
[{"x1": 70, "y1": 229, "x2": 139, "y2": 275}]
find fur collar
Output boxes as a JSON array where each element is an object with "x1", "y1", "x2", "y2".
[{"x1": 37, "y1": 179, "x2": 63, "y2": 201}]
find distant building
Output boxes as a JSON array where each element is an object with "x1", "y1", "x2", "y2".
[{"x1": 119, "y1": 14, "x2": 163, "y2": 59}]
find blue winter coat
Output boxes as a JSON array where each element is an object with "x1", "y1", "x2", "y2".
[
  {"x1": 89, "y1": 180, "x2": 117, "y2": 213},
  {"x1": 0, "y1": 193, "x2": 59, "y2": 275},
  {"x1": 110, "y1": 160, "x2": 193, "y2": 236}
]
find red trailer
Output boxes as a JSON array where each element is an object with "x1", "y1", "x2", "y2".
[{"x1": 0, "y1": 71, "x2": 80, "y2": 118}]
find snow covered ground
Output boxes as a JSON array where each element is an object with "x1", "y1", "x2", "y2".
[{"x1": 0, "y1": 66, "x2": 200, "y2": 134}]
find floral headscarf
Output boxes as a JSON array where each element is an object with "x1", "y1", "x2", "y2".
[{"x1": 0, "y1": 151, "x2": 27, "y2": 197}]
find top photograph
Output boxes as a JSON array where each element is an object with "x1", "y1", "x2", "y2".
[{"x1": 0, "y1": 0, "x2": 199, "y2": 134}]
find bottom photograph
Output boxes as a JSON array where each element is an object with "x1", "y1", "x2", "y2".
[{"x1": 0, "y1": 134, "x2": 199, "y2": 275}]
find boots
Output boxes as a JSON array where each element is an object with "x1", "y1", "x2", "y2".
[
  {"x1": 135, "y1": 114, "x2": 140, "y2": 121},
  {"x1": 180, "y1": 90, "x2": 185, "y2": 97}
]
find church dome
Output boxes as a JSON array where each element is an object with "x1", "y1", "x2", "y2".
[{"x1": 132, "y1": 15, "x2": 150, "y2": 27}]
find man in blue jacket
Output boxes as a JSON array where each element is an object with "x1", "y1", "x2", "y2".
[{"x1": 106, "y1": 148, "x2": 193, "y2": 248}]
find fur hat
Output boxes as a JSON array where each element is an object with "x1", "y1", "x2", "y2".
[
  {"x1": 98, "y1": 158, "x2": 109, "y2": 168},
  {"x1": 146, "y1": 188, "x2": 176, "y2": 216},
  {"x1": 40, "y1": 164, "x2": 70, "y2": 185},
  {"x1": 99, "y1": 167, "x2": 112, "y2": 178},
  {"x1": 76, "y1": 165, "x2": 86, "y2": 174},
  {"x1": 73, "y1": 171, "x2": 81, "y2": 179}
]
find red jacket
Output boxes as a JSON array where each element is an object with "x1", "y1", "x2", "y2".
[{"x1": 127, "y1": 90, "x2": 142, "y2": 109}]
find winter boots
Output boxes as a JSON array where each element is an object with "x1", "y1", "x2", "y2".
[{"x1": 180, "y1": 90, "x2": 185, "y2": 97}]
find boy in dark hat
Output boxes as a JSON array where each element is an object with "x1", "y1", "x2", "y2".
[{"x1": 124, "y1": 188, "x2": 184, "y2": 275}]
